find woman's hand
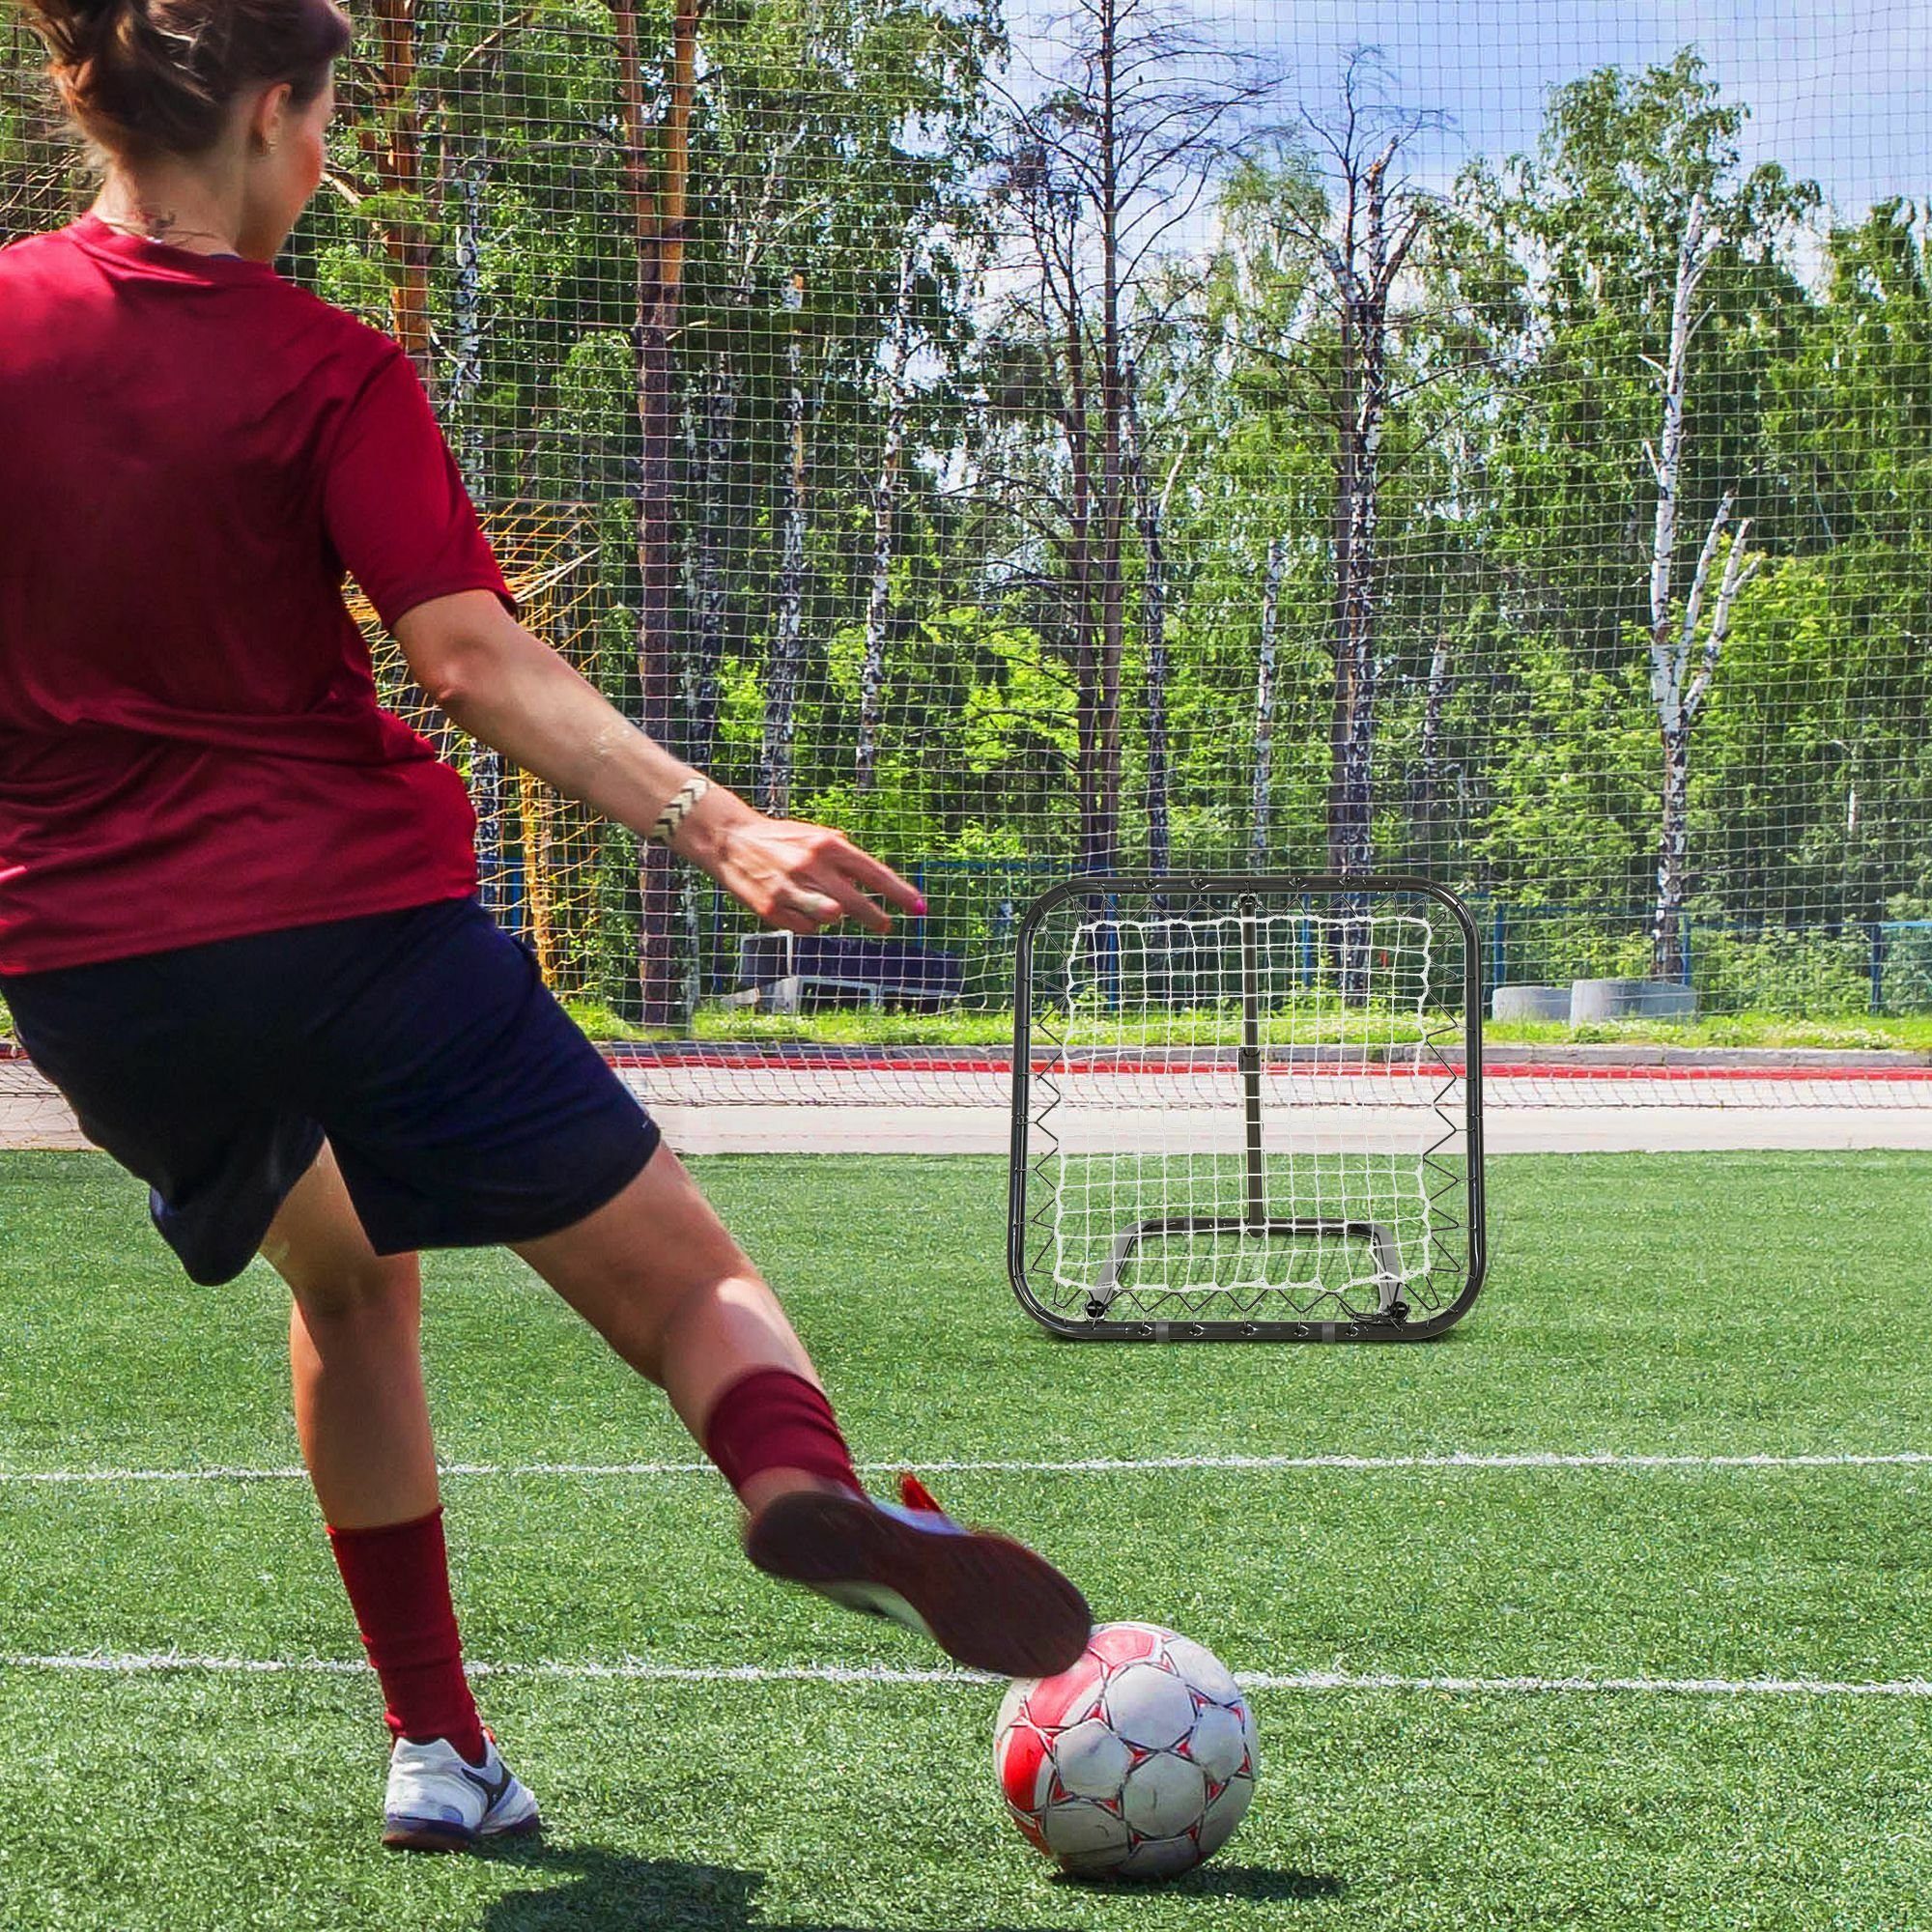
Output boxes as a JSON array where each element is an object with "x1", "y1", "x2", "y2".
[{"x1": 672, "y1": 786, "x2": 923, "y2": 935}]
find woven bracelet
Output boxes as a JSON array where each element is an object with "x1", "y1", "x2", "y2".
[{"x1": 649, "y1": 774, "x2": 712, "y2": 847}]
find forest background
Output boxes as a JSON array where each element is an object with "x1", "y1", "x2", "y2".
[{"x1": 4, "y1": 0, "x2": 1930, "y2": 1033}]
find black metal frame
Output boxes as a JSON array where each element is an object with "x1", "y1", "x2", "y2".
[{"x1": 1008, "y1": 871, "x2": 1488, "y2": 1342}]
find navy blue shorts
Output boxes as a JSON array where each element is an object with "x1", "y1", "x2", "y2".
[{"x1": 3, "y1": 898, "x2": 661, "y2": 1286}]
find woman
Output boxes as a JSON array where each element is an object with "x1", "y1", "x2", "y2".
[{"x1": 0, "y1": 0, "x2": 1088, "y2": 1853}]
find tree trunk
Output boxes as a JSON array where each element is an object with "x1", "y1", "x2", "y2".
[
  {"x1": 680, "y1": 347, "x2": 743, "y2": 1017},
  {"x1": 614, "y1": 0, "x2": 696, "y2": 1026},
  {"x1": 1091, "y1": 0, "x2": 1126, "y2": 880},
  {"x1": 1327, "y1": 164, "x2": 1388, "y2": 899},
  {"x1": 857, "y1": 246, "x2": 916, "y2": 794},
  {"x1": 1062, "y1": 310, "x2": 1101, "y2": 873},
  {"x1": 365, "y1": 0, "x2": 432, "y2": 385},
  {"x1": 1249, "y1": 535, "x2": 1286, "y2": 869},
  {"x1": 448, "y1": 142, "x2": 487, "y2": 488},
  {"x1": 1652, "y1": 728, "x2": 1692, "y2": 982},
  {"x1": 686, "y1": 364, "x2": 739, "y2": 772},
  {"x1": 1644, "y1": 195, "x2": 1697, "y2": 983},
  {"x1": 1322, "y1": 152, "x2": 1410, "y2": 1002},
  {"x1": 1642, "y1": 195, "x2": 1759, "y2": 982},
  {"x1": 1123, "y1": 381, "x2": 1172, "y2": 873},
  {"x1": 1413, "y1": 636, "x2": 1452, "y2": 869},
  {"x1": 759, "y1": 269, "x2": 809, "y2": 818},
  {"x1": 360, "y1": 0, "x2": 459, "y2": 770}
]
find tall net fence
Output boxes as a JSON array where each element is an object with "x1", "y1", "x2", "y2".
[{"x1": 4, "y1": 0, "x2": 1930, "y2": 1113}]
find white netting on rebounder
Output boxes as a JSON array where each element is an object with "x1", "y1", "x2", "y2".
[{"x1": 1013, "y1": 890, "x2": 1479, "y2": 1333}]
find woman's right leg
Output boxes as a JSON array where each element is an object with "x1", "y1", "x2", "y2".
[
  {"x1": 513, "y1": 1142, "x2": 845, "y2": 1512},
  {"x1": 513, "y1": 1145, "x2": 1091, "y2": 1677}
]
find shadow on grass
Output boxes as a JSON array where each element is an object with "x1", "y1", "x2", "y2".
[
  {"x1": 1053, "y1": 1862, "x2": 1345, "y2": 1904},
  {"x1": 1160, "y1": 1864, "x2": 1345, "y2": 1902},
  {"x1": 478, "y1": 1840, "x2": 1094, "y2": 1931}
]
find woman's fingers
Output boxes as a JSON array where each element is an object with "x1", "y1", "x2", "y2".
[
  {"x1": 826, "y1": 838, "x2": 923, "y2": 916},
  {"x1": 778, "y1": 874, "x2": 890, "y2": 934},
  {"x1": 776, "y1": 884, "x2": 842, "y2": 926},
  {"x1": 826, "y1": 889, "x2": 892, "y2": 934},
  {"x1": 722, "y1": 818, "x2": 921, "y2": 933}
]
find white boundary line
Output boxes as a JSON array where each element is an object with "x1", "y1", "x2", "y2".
[
  {"x1": 1, "y1": 1450, "x2": 1930, "y2": 1486},
  {"x1": 5, "y1": 1652, "x2": 1931, "y2": 1698}
]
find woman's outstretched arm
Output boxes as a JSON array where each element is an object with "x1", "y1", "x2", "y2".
[{"x1": 395, "y1": 587, "x2": 921, "y2": 935}]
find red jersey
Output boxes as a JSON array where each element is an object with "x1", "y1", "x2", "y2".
[{"x1": 0, "y1": 216, "x2": 511, "y2": 974}]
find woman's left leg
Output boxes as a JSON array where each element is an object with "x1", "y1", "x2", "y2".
[
  {"x1": 261, "y1": 1144, "x2": 476, "y2": 1759},
  {"x1": 260, "y1": 1145, "x2": 538, "y2": 1852},
  {"x1": 264, "y1": 1142, "x2": 437, "y2": 1530}
]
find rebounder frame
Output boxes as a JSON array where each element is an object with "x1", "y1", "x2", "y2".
[{"x1": 1008, "y1": 872, "x2": 1487, "y2": 1342}]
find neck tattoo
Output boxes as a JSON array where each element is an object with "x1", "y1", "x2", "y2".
[{"x1": 97, "y1": 205, "x2": 235, "y2": 251}]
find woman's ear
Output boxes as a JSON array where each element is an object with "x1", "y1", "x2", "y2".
[{"x1": 248, "y1": 80, "x2": 295, "y2": 156}]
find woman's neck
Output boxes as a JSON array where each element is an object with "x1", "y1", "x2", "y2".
[{"x1": 93, "y1": 168, "x2": 244, "y2": 257}]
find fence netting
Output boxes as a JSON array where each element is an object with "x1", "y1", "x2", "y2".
[{"x1": 4, "y1": 0, "x2": 1929, "y2": 1112}]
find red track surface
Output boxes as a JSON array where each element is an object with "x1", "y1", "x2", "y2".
[{"x1": 5, "y1": 1040, "x2": 1927, "y2": 1085}]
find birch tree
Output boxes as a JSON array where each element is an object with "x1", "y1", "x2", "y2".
[
  {"x1": 758, "y1": 268, "x2": 810, "y2": 816},
  {"x1": 1644, "y1": 192, "x2": 1762, "y2": 980},
  {"x1": 856, "y1": 238, "x2": 920, "y2": 793},
  {"x1": 1273, "y1": 61, "x2": 1439, "y2": 918},
  {"x1": 1122, "y1": 369, "x2": 1186, "y2": 870},
  {"x1": 1464, "y1": 53, "x2": 1813, "y2": 957},
  {"x1": 1249, "y1": 533, "x2": 1287, "y2": 867}
]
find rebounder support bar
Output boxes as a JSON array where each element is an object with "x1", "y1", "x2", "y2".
[{"x1": 1087, "y1": 1215, "x2": 1406, "y2": 1322}]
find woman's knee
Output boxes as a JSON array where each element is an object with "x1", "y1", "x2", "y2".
[{"x1": 289, "y1": 1249, "x2": 420, "y2": 1323}]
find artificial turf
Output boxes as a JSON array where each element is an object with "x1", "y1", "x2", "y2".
[{"x1": 0, "y1": 1148, "x2": 1928, "y2": 1929}]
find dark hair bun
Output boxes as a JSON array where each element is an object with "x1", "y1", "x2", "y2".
[
  {"x1": 21, "y1": 0, "x2": 130, "y2": 65},
  {"x1": 22, "y1": 0, "x2": 350, "y2": 160}
]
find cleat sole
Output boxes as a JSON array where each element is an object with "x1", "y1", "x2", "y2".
[
  {"x1": 384, "y1": 1818, "x2": 478, "y2": 1855},
  {"x1": 745, "y1": 1491, "x2": 1091, "y2": 1678},
  {"x1": 384, "y1": 1810, "x2": 540, "y2": 1854}
]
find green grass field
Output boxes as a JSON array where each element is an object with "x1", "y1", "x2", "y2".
[
  {"x1": 1, "y1": 1149, "x2": 1930, "y2": 1930},
  {"x1": 563, "y1": 998, "x2": 1932, "y2": 1053}
]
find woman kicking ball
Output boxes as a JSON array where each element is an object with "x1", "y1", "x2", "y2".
[{"x1": 0, "y1": 0, "x2": 1089, "y2": 1852}]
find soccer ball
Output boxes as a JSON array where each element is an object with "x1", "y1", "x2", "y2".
[{"x1": 993, "y1": 1621, "x2": 1260, "y2": 1883}]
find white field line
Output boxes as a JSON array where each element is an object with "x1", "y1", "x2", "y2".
[
  {"x1": 5, "y1": 1652, "x2": 1932, "y2": 1699},
  {"x1": 2, "y1": 1450, "x2": 1932, "y2": 1486}
]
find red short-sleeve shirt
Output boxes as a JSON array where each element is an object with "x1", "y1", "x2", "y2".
[{"x1": 0, "y1": 216, "x2": 511, "y2": 974}]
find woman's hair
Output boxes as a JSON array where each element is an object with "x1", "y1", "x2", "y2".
[{"x1": 20, "y1": 0, "x2": 350, "y2": 159}]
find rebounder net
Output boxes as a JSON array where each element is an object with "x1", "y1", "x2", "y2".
[
  {"x1": 1009, "y1": 879, "x2": 1483, "y2": 1339},
  {"x1": 3, "y1": 1, "x2": 1931, "y2": 1121}
]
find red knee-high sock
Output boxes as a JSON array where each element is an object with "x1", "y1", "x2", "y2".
[
  {"x1": 326, "y1": 1507, "x2": 486, "y2": 1763},
  {"x1": 702, "y1": 1368, "x2": 865, "y2": 1502}
]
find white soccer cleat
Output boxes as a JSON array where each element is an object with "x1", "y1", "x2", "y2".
[{"x1": 382, "y1": 1731, "x2": 541, "y2": 1854}]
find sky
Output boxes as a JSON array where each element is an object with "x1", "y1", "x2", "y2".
[{"x1": 1009, "y1": 0, "x2": 1931, "y2": 216}]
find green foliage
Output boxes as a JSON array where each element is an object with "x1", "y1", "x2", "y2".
[
  {"x1": 4, "y1": 16, "x2": 1928, "y2": 1019},
  {"x1": 1689, "y1": 926, "x2": 1872, "y2": 1017}
]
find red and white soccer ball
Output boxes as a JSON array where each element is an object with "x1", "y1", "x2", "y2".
[{"x1": 994, "y1": 1621, "x2": 1260, "y2": 1883}]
